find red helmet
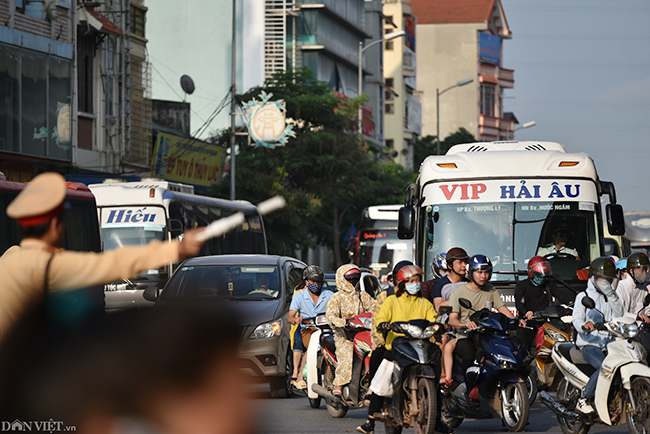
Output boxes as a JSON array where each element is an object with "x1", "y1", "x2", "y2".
[
  {"x1": 395, "y1": 265, "x2": 424, "y2": 286},
  {"x1": 527, "y1": 256, "x2": 552, "y2": 279}
]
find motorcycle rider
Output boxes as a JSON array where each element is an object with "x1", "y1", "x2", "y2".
[
  {"x1": 288, "y1": 265, "x2": 333, "y2": 390},
  {"x1": 448, "y1": 254, "x2": 525, "y2": 402},
  {"x1": 515, "y1": 256, "x2": 575, "y2": 350},
  {"x1": 325, "y1": 264, "x2": 375, "y2": 396},
  {"x1": 572, "y1": 257, "x2": 624, "y2": 414},
  {"x1": 616, "y1": 254, "x2": 650, "y2": 323},
  {"x1": 430, "y1": 247, "x2": 470, "y2": 314},
  {"x1": 357, "y1": 264, "x2": 440, "y2": 434}
]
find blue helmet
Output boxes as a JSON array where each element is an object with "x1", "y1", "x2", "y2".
[
  {"x1": 615, "y1": 258, "x2": 627, "y2": 271},
  {"x1": 467, "y1": 254, "x2": 493, "y2": 285}
]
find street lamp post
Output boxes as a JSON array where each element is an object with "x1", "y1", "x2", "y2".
[
  {"x1": 357, "y1": 30, "x2": 405, "y2": 135},
  {"x1": 509, "y1": 120, "x2": 536, "y2": 139},
  {"x1": 436, "y1": 77, "x2": 474, "y2": 155}
]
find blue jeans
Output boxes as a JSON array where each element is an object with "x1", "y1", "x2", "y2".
[{"x1": 580, "y1": 345, "x2": 606, "y2": 400}]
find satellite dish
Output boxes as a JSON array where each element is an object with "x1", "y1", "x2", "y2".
[{"x1": 180, "y1": 75, "x2": 195, "y2": 95}]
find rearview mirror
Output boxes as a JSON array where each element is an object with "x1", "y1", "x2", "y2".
[
  {"x1": 581, "y1": 296, "x2": 595, "y2": 310},
  {"x1": 459, "y1": 298, "x2": 473, "y2": 310},
  {"x1": 606, "y1": 204, "x2": 625, "y2": 236},
  {"x1": 398, "y1": 206, "x2": 414, "y2": 239}
]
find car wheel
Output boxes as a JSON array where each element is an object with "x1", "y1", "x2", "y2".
[{"x1": 269, "y1": 346, "x2": 292, "y2": 398}]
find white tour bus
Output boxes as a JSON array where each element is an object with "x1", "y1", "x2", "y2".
[
  {"x1": 355, "y1": 205, "x2": 414, "y2": 283},
  {"x1": 397, "y1": 141, "x2": 625, "y2": 309},
  {"x1": 89, "y1": 179, "x2": 267, "y2": 309}
]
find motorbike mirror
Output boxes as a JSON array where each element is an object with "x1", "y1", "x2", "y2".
[
  {"x1": 581, "y1": 296, "x2": 596, "y2": 310},
  {"x1": 459, "y1": 298, "x2": 473, "y2": 310}
]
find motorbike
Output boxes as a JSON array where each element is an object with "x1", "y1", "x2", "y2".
[
  {"x1": 540, "y1": 295, "x2": 650, "y2": 434},
  {"x1": 306, "y1": 312, "x2": 373, "y2": 418},
  {"x1": 375, "y1": 319, "x2": 446, "y2": 434},
  {"x1": 440, "y1": 298, "x2": 532, "y2": 432},
  {"x1": 529, "y1": 304, "x2": 574, "y2": 394}
]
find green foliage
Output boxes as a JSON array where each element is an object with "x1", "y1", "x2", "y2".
[
  {"x1": 209, "y1": 68, "x2": 415, "y2": 265},
  {"x1": 413, "y1": 127, "x2": 476, "y2": 169}
]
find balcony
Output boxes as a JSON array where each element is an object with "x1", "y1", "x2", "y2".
[
  {"x1": 478, "y1": 114, "x2": 516, "y2": 141},
  {"x1": 478, "y1": 63, "x2": 515, "y2": 89}
]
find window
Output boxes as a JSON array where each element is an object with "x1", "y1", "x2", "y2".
[
  {"x1": 131, "y1": 5, "x2": 146, "y2": 38},
  {"x1": 385, "y1": 28, "x2": 395, "y2": 50},
  {"x1": 480, "y1": 84, "x2": 495, "y2": 116},
  {"x1": 386, "y1": 139, "x2": 394, "y2": 149},
  {"x1": 0, "y1": 45, "x2": 20, "y2": 152},
  {"x1": 77, "y1": 31, "x2": 94, "y2": 114},
  {"x1": 385, "y1": 77, "x2": 394, "y2": 101},
  {"x1": 385, "y1": 103, "x2": 394, "y2": 114}
]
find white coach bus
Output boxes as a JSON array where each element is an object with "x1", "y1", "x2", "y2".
[
  {"x1": 397, "y1": 141, "x2": 625, "y2": 308},
  {"x1": 89, "y1": 179, "x2": 267, "y2": 309}
]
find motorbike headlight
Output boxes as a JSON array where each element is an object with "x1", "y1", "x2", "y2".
[
  {"x1": 361, "y1": 317, "x2": 374, "y2": 330},
  {"x1": 494, "y1": 353, "x2": 516, "y2": 369},
  {"x1": 421, "y1": 324, "x2": 441, "y2": 339},
  {"x1": 400, "y1": 323, "x2": 424, "y2": 338},
  {"x1": 620, "y1": 322, "x2": 639, "y2": 338},
  {"x1": 249, "y1": 320, "x2": 282, "y2": 339},
  {"x1": 547, "y1": 328, "x2": 568, "y2": 342}
]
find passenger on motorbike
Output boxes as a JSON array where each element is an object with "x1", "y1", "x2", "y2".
[
  {"x1": 515, "y1": 256, "x2": 574, "y2": 350},
  {"x1": 616, "y1": 254, "x2": 650, "y2": 323},
  {"x1": 421, "y1": 252, "x2": 448, "y2": 304},
  {"x1": 325, "y1": 264, "x2": 375, "y2": 396},
  {"x1": 288, "y1": 265, "x2": 333, "y2": 390},
  {"x1": 357, "y1": 264, "x2": 440, "y2": 434},
  {"x1": 572, "y1": 257, "x2": 624, "y2": 414},
  {"x1": 430, "y1": 247, "x2": 470, "y2": 313},
  {"x1": 448, "y1": 254, "x2": 525, "y2": 402}
]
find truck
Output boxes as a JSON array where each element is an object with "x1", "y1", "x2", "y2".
[{"x1": 397, "y1": 141, "x2": 625, "y2": 308}]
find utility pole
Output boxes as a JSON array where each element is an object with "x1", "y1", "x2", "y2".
[{"x1": 230, "y1": 0, "x2": 237, "y2": 200}]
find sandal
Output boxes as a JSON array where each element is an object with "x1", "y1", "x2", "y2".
[
  {"x1": 294, "y1": 379, "x2": 307, "y2": 390},
  {"x1": 440, "y1": 377, "x2": 453, "y2": 388}
]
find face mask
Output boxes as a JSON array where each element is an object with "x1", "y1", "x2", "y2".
[
  {"x1": 634, "y1": 272, "x2": 648, "y2": 284},
  {"x1": 531, "y1": 275, "x2": 546, "y2": 287},
  {"x1": 596, "y1": 279, "x2": 615, "y2": 296},
  {"x1": 405, "y1": 282, "x2": 421, "y2": 295},
  {"x1": 307, "y1": 282, "x2": 322, "y2": 295}
]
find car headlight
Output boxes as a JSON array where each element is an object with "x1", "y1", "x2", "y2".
[
  {"x1": 547, "y1": 328, "x2": 568, "y2": 342},
  {"x1": 249, "y1": 320, "x2": 282, "y2": 339}
]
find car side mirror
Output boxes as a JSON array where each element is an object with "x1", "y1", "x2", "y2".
[
  {"x1": 398, "y1": 206, "x2": 414, "y2": 239},
  {"x1": 459, "y1": 298, "x2": 473, "y2": 310},
  {"x1": 581, "y1": 296, "x2": 595, "y2": 310},
  {"x1": 606, "y1": 204, "x2": 625, "y2": 236},
  {"x1": 143, "y1": 287, "x2": 159, "y2": 302}
]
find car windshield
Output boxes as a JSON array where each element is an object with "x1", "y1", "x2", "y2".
[
  {"x1": 422, "y1": 201, "x2": 599, "y2": 282},
  {"x1": 162, "y1": 264, "x2": 281, "y2": 300},
  {"x1": 357, "y1": 229, "x2": 413, "y2": 280}
]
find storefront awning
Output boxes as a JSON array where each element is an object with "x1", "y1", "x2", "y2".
[{"x1": 79, "y1": 8, "x2": 123, "y2": 37}]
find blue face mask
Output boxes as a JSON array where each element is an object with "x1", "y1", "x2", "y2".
[
  {"x1": 532, "y1": 275, "x2": 546, "y2": 287},
  {"x1": 405, "y1": 282, "x2": 421, "y2": 295},
  {"x1": 307, "y1": 282, "x2": 322, "y2": 295}
]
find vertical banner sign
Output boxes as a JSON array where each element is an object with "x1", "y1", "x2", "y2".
[
  {"x1": 479, "y1": 32, "x2": 501, "y2": 65},
  {"x1": 151, "y1": 132, "x2": 226, "y2": 187}
]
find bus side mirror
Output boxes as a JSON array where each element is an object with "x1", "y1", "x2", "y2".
[
  {"x1": 169, "y1": 219, "x2": 184, "y2": 238},
  {"x1": 398, "y1": 206, "x2": 414, "y2": 239},
  {"x1": 606, "y1": 203, "x2": 625, "y2": 236}
]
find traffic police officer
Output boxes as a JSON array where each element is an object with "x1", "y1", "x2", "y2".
[{"x1": 0, "y1": 172, "x2": 205, "y2": 339}]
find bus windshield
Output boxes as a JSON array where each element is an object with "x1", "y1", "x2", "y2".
[
  {"x1": 422, "y1": 201, "x2": 599, "y2": 282},
  {"x1": 358, "y1": 229, "x2": 413, "y2": 280}
]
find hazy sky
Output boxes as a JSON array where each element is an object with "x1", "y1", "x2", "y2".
[{"x1": 499, "y1": 0, "x2": 650, "y2": 213}]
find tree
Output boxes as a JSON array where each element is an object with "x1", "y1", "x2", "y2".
[
  {"x1": 413, "y1": 127, "x2": 476, "y2": 169},
  {"x1": 210, "y1": 68, "x2": 416, "y2": 266}
]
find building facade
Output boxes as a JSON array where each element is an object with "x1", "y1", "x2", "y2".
[
  {"x1": 0, "y1": 0, "x2": 150, "y2": 181},
  {"x1": 382, "y1": 0, "x2": 421, "y2": 170},
  {"x1": 412, "y1": 0, "x2": 516, "y2": 144}
]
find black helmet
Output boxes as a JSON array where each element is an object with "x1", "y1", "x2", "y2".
[
  {"x1": 627, "y1": 252, "x2": 650, "y2": 270},
  {"x1": 302, "y1": 265, "x2": 324, "y2": 283},
  {"x1": 588, "y1": 257, "x2": 617, "y2": 280}
]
